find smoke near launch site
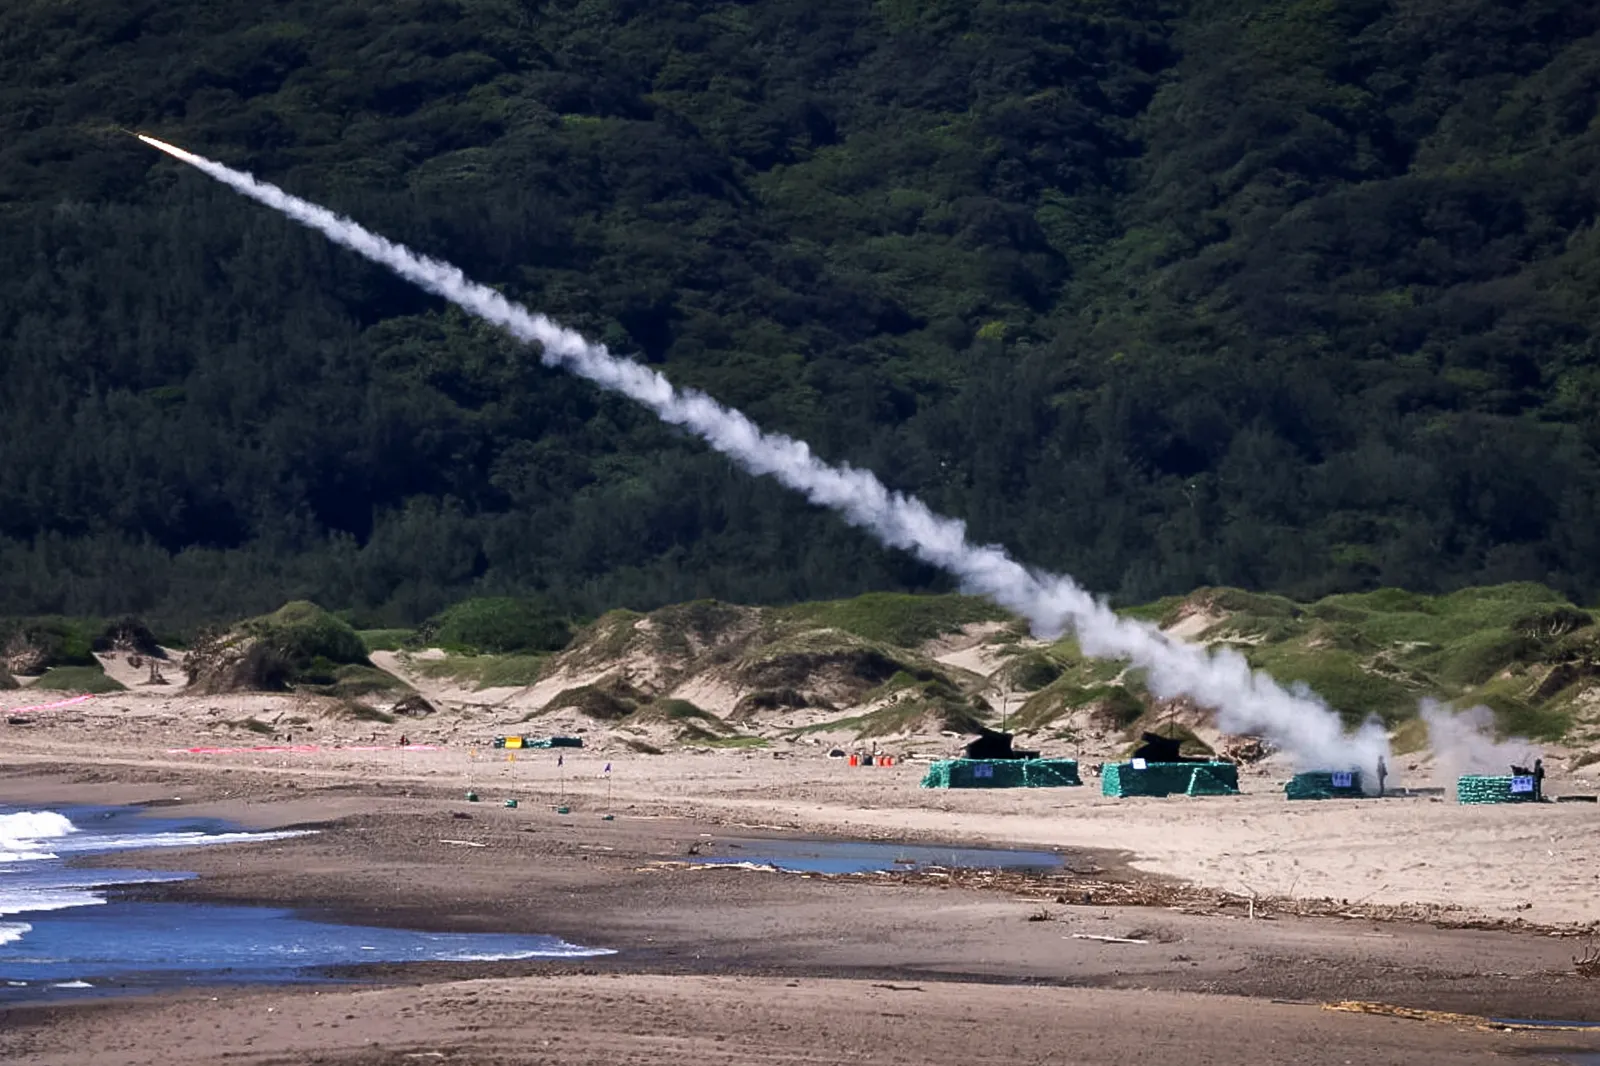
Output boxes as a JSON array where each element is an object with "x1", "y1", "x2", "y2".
[{"x1": 138, "y1": 133, "x2": 1408, "y2": 777}]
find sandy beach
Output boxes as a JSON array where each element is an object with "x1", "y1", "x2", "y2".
[{"x1": 4, "y1": 689, "x2": 1600, "y2": 1064}]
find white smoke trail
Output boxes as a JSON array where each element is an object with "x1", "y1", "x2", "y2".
[{"x1": 137, "y1": 134, "x2": 1390, "y2": 775}]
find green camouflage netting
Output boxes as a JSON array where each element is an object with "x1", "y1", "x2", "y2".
[
  {"x1": 1457, "y1": 774, "x2": 1539, "y2": 804},
  {"x1": 1101, "y1": 761, "x2": 1240, "y2": 797},
  {"x1": 918, "y1": 758, "x2": 1081, "y2": 789},
  {"x1": 1285, "y1": 770, "x2": 1365, "y2": 800}
]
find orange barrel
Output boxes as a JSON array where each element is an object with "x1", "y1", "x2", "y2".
[{"x1": 848, "y1": 754, "x2": 859, "y2": 766}]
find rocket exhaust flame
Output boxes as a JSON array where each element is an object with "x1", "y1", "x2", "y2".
[{"x1": 138, "y1": 134, "x2": 1394, "y2": 776}]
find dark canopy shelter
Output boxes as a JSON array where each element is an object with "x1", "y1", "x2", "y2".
[
  {"x1": 1130, "y1": 732, "x2": 1209, "y2": 764},
  {"x1": 963, "y1": 728, "x2": 1039, "y2": 761}
]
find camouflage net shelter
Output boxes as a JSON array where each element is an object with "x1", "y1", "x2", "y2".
[
  {"x1": 1101, "y1": 761, "x2": 1239, "y2": 797},
  {"x1": 1285, "y1": 770, "x2": 1365, "y2": 800},
  {"x1": 1457, "y1": 774, "x2": 1539, "y2": 804},
  {"x1": 919, "y1": 758, "x2": 1081, "y2": 789}
]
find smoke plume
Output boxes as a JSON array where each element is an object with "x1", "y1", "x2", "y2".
[
  {"x1": 138, "y1": 134, "x2": 1391, "y2": 775},
  {"x1": 1420, "y1": 700, "x2": 1539, "y2": 784}
]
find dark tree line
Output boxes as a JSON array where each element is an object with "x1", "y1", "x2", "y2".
[{"x1": 2, "y1": 0, "x2": 1599, "y2": 630}]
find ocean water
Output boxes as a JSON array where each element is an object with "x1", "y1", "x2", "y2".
[{"x1": 0, "y1": 805, "x2": 613, "y2": 998}]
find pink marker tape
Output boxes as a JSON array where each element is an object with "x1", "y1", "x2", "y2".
[
  {"x1": 6, "y1": 694, "x2": 95, "y2": 715},
  {"x1": 166, "y1": 744, "x2": 442, "y2": 755}
]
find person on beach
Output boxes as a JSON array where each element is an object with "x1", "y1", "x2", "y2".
[{"x1": 1376, "y1": 755, "x2": 1387, "y2": 797}]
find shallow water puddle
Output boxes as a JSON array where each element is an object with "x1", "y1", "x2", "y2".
[{"x1": 688, "y1": 837, "x2": 1064, "y2": 875}]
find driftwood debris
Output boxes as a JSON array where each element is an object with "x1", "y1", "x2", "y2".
[{"x1": 1069, "y1": 933, "x2": 1149, "y2": 945}]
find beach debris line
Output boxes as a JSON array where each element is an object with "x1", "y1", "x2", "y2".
[
  {"x1": 640, "y1": 860, "x2": 1599, "y2": 937},
  {"x1": 1324, "y1": 1001, "x2": 1600, "y2": 1032},
  {"x1": 136, "y1": 131, "x2": 1403, "y2": 785},
  {"x1": 1070, "y1": 934, "x2": 1150, "y2": 945}
]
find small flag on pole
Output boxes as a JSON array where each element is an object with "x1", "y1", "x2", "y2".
[
  {"x1": 557, "y1": 753, "x2": 564, "y2": 767},
  {"x1": 603, "y1": 762, "x2": 612, "y2": 776}
]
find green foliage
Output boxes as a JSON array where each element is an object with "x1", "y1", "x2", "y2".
[
  {"x1": 652, "y1": 698, "x2": 716, "y2": 723},
  {"x1": 1465, "y1": 686, "x2": 1572, "y2": 743},
  {"x1": 32, "y1": 665, "x2": 125, "y2": 693},
  {"x1": 545, "y1": 682, "x2": 639, "y2": 721},
  {"x1": 245, "y1": 602, "x2": 369, "y2": 669},
  {"x1": 91, "y1": 617, "x2": 164, "y2": 657},
  {"x1": 302, "y1": 663, "x2": 409, "y2": 700},
  {"x1": 1245, "y1": 647, "x2": 1418, "y2": 726},
  {"x1": 0, "y1": 618, "x2": 99, "y2": 672},
  {"x1": 1009, "y1": 653, "x2": 1064, "y2": 692},
  {"x1": 1422, "y1": 630, "x2": 1543, "y2": 687},
  {"x1": 780, "y1": 594, "x2": 1007, "y2": 647},
  {"x1": 420, "y1": 597, "x2": 571, "y2": 655},
  {"x1": 996, "y1": 581, "x2": 1600, "y2": 743},
  {"x1": 6, "y1": 3, "x2": 1600, "y2": 623},
  {"x1": 358, "y1": 629, "x2": 416, "y2": 653}
]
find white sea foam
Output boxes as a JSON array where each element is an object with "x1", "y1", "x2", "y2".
[
  {"x1": 439, "y1": 946, "x2": 618, "y2": 962},
  {"x1": 49, "y1": 828, "x2": 314, "y2": 857},
  {"x1": 0, "y1": 809, "x2": 315, "y2": 921},
  {"x1": 0, "y1": 890, "x2": 107, "y2": 919},
  {"x1": 0, "y1": 810, "x2": 76, "y2": 863},
  {"x1": 0, "y1": 922, "x2": 32, "y2": 946}
]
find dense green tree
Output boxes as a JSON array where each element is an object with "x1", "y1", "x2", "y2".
[{"x1": 1, "y1": 0, "x2": 1599, "y2": 629}]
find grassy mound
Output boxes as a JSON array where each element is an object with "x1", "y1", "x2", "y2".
[
  {"x1": 33, "y1": 664, "x2": 126, "y2": 694},
  {"x1": 358, "y1": 629, "x2": 416, "y2": 653},
  {"x1": 626, "y1": 698, "x2": 759, "y2": 745},
  {"x1": 418, "y1": 597, "x2": 572, "y2": 655},
  {"x1": 245, "y1": 602, "x2": 369, "y2": 668},
  {"x1": 779, "y1": 593, "x2": 1007, "y2": 647},
  {"x1": 543, "y1": 677, "x2": 648, "y2": 721},
  {"x1": 547, "y1": 602, "x2": 760, "y2": 687},
  {"x1": 300, "y1": 664, "x2": 410, "y2": 700},
  {"x1": 730, "y1": 687, "x2": 812, "y2": 720},
  {"x1": 796, "y1": 696, "x2": 989, "y2": 740},
  {"x1": 187, "y1": 601, "x2": 375, "y2": 695},
  {"x1": 413, "y1": 653, "x2": 549, "y2": 690},
  {"x1": 1077, "y1": 582, "x2": 1597, "y2": 743}
]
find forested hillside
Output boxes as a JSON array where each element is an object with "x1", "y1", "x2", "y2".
[{"x1": 3, "y1": 0, "x2": 1600, "y2": 628}]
